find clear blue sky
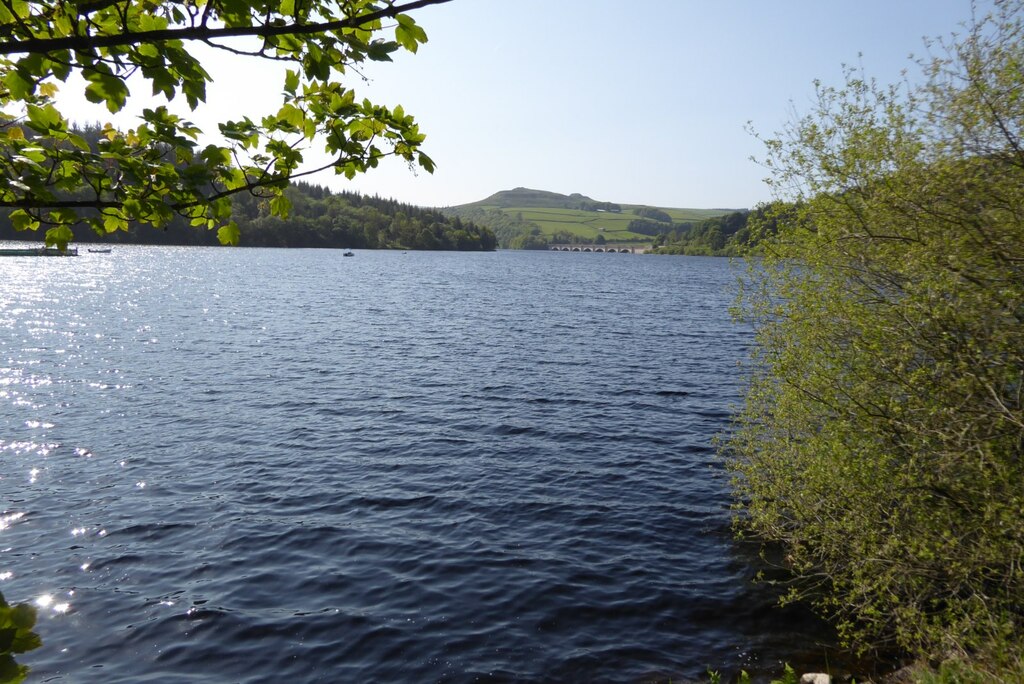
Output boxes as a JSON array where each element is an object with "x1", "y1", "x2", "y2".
[
  {"x1": 59, "y1": 1, "x2": 991, "y2": 210},
  {"x1": 340, "y1": 0, "x2": 989, "y2": 209}
]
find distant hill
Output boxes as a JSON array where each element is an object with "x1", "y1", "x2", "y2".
[
  {"x1": 465, "y1": 187, "x2": 622, "y2": 212},
  {"x1": 443, "y1": 187, "x2": 738, "y2": 250}
]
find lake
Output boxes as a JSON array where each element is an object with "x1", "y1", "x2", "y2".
[{"x1": 0, "y1": 246, "x2": 830, "y2": 682}]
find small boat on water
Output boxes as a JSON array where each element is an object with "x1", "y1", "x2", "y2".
[
  {"x1": 343, "y1": 250, "x2": 355, "y2": 257},
  {"x1": 87, "y1": 248, "x2": 112, "y2": 253},
  {"x1": 0, "y1": 246, "x2": 78, "y2": 257}
]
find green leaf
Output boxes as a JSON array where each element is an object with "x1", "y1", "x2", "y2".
[
  {"x1": 329, "y1": 89, "x2": 356, "y2": 114},
  {"x1": 45, "y1": 225, "x2": 74, "y2": 250},
  {"x1": 137, "y1": 42, "x2": 161, "y2": 59},
  {"x1": 0, "y1": 628, "x2": 14, "y2": 652},
  {"x1": 269, "y1": 194, "x2": 292, "y2": 218},
  {"x1": 284, "y1": 69, "x2": 300, "y2": 95},
  {"x1": 48, "y1": 209, "x2": 78, "y2": 224},
  {"x1": 8, "y1": 606, "x2": 34, "y2": 632},
  {"x1": 304, "y1": 43, "x2": 330, "y2": 80},
  {"x1": 217, "y1": 221, "x2": 241, "y2": 246},
  {"x1": 366, "y1": 40, "x2": 400, "y2": 62},
  {"x1": 52, "y1": 8, "x2": 72, "y2": 34},
  {"x1": 25, "y1": 104, "x2": 62, "y2": 134},
  {"x1": 340, "y1": 161, "x2": 359, "y2": 179},
  {"x1": 149, "y1": 66, "x2": 177, "y2": 99},
  {"x1": 84, "y1": 75, "x2": 130, "y2": 113},
  {"x1": 200, "y1": 145, "x2": 231, "y2": 167},
  {"x1": 418, "y1": 152, "x2": 435, "y2": 174},
  {"x1": 66, "y1": 133, "x2": 89, "y2": 152},
  {"x1": 222, "y1": 168, "x2": 248, "y2": 191},
  {"x1": 137, "y1": 11, "x2": 168, "y2": 32},
  {"x1": 10, "y1": 630, "x2": 40, "y2": 654},
  {"x1": 123, "y1": 198, "x2": 142, "y2": 219},
  {"x1": 275, "y1": 103, "x2": 305, "y2": 129},
  {"x1": 217, "y1": 0, "x2": 252, "y2": 27},
  {"x1": 3, "y1": 70, "x2": 33, "y2": 100},
  {"x1": 395, "y1": 15, "x2": 428, "y2": 53},
  {"x1": 0, "y1": 654, "x2": 25, "y2": 684},
  {"x1": 9, "y1": 210, "x2": 39, "y2": 232},
  {"x1": 103, "y1": 213, "x2": 127, "y2": 234},
  {"x1": 51, "y1": 53, "x2": 72, "y2": 81}
]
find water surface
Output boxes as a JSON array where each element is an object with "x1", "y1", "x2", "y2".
[{"x1": 0, "y1": 246, "x2": 825, "y2": 682}]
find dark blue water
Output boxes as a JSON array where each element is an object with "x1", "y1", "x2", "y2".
[{"x1": 0, "y1": 246, "x2": 827, "y2": 682}]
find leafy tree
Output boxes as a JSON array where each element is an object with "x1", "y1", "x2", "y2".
[
  {"x1": 650, "y1": 208, "x2": 767, "y2": 256},
  {"x1": 632, "y1": 206, "x2": 672, "y2": 223},
  {"x1": 729, "y1": 1, "x2": 1024, "y2": 668},
  {"x1": 508, "y1": 227, "x2": 548, "y2": 250},
  {"x1": 415, "y1": 225, "x2": 439, "y2": 249},
  {"x1": 626, "y1": 217, "x2": 668, "y2": 237},
  {"x1": 0, "y1": 0, "x2": 451, "y2": 248},
  {"x1": 549, "y1": 229, "x2": 573, "y2": 244},
  {"x1": 443, "y1": 204, "x2": 541, "y2": 248},
  {"x1": 578, "y1": 199, "x2": 620, "y2": 212}
]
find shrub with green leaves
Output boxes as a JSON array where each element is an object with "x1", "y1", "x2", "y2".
[
  {"x1": 729, "y1": 0, "x2": 1023, "y2": 666},
  {"x1": 0, "y1": 592, "x2": 40, "y2": 684}
]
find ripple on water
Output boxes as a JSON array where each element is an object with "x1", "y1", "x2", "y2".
[{"x1": 0, "y1": 247, "x2": 835, "y2": 682}]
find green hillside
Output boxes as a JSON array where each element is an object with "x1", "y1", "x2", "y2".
[
  {"x1": 444, "y1": 187, "x2": 736, "y2": 249},
  {"x1": 620, "y1": 205, "x2": 735, "y2": 223}
]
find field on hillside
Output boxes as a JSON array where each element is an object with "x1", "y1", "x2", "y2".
[
  {"x1": 473, "y1": 205, "x2": 731, "y2": 242},
  {"x1": 620, "y1": 206, "x2": 734, "y2": 222}
]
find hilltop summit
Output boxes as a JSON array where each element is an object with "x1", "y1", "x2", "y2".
[{"x1": 467, "y1": 188, "x2": 619, "y2": 212}]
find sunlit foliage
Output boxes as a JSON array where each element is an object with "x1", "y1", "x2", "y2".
[
  {"x1": 729, "y1": 0, "x2": 1024, "y2": 666},
  {"x1": 0, "y1": 0, "x2": 450, "y2": 248},
  {"x1": 0, "y1": 592, "x2": 40, "y2": 683}
]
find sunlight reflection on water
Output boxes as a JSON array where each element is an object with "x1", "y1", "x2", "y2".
[{"x1": 0, "y1": 246, "x2": 833, "y2": 682}]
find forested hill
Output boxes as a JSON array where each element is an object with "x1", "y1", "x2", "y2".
[
  {"x1": 0, "y1": 181, "x2": 497, "y2": 251},
  {"x1": 0, "y1": 124, "x2": 497, "y2": 251},
  {"x1": 229, "y1": 183, "x2": 497, "y2": 251}
]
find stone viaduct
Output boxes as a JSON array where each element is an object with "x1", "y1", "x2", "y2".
[{"x1": 548, "y1": 244, "x2": 651, "y2": 254}]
